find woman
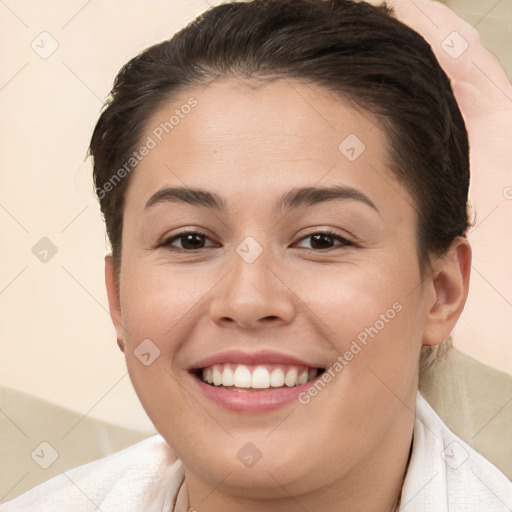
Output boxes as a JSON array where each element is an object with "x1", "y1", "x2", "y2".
[{"x1": 2, "y1": 0, "x2": 511, "y2": 510}]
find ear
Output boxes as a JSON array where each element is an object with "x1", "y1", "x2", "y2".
[
  {"x1": 422, "y1": 237, "x2": 472, "y2": 346},
  {"x1": 105, "y1": 254, "x2": 125, "y2": 352}
]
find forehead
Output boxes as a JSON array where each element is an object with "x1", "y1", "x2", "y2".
[
  {"x1": 144, "y1": 78, "x2": 382, "y2": 157},
  {"x1": 124, "y1": 78, "x2": 406, "y2": 218}
]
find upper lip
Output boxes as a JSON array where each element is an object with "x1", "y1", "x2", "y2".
[{"x1": 189, "y1": 349, "x2": 324, "y2": 370}]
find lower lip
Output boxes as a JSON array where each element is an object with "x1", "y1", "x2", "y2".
[{"x1": 190, "y1": 372, "x2": 321, "y2": 412}]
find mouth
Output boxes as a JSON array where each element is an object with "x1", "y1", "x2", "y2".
[{"x1": 191, "y1": 363, "x2": 326, "y2": 391}]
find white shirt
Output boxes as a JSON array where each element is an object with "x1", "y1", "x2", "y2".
[{"x1": 1, "y1": 392, "x2": 511, "y2": 511}]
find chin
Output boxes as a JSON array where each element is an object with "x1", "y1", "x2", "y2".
[{"x1": 182, "y1": 438, "x2": 323, "y2": 494}]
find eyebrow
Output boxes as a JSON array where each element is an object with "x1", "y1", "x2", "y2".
[{"x1": 144, "y1": 185, "x2": 379, "y2": 214}]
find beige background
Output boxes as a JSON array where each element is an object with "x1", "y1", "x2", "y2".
[{"x1": 0, "y1": 0, "x2": 511, "y2": 432}]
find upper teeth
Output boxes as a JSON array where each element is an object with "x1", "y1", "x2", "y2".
[{"x1": 201, "y1": 364, "x2": 318, "y2": 389}]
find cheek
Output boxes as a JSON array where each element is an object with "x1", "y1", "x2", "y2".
[
  {"x1": 120, "y1": 244, "x2": 424, "y2": 399},
  {"x1": 120, "y1": 261, "x2": 207, "y2": 344},
  {"x1": 300, "y1": 262, "x2": 424, "y2": 391},
  {"x1": 298, "y1": 262, "x2": 416, "y2": 338},
  {"x1": 120, "y1": 251, "x2": 423, "y2": 358},
  {"x1": 125, "y1": 353, "x2": 195, "y2": 443}
]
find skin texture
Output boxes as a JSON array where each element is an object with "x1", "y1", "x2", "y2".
[{"x1": 104, "y1": 79, "x2": 471, "y2": 512}]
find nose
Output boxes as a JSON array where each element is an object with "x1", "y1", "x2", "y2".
[{"x1": 209, "y1": 247, "x2": 296, "y2": 329}]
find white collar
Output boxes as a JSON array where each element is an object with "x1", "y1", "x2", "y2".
[
  {"x1": 399, "y1": 391, "x2": 512, "y2": 510},
  {"x1": 2, "y1": 392, "x2": 511, "y2": 511}
]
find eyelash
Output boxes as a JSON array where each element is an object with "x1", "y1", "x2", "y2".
[{"x1": 158, "y1": 229, "x2": 354, "y2": 252}]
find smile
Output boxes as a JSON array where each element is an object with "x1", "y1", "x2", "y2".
[
  {"x1": 197, "y1": 363, "x2": 323, "y2": 390},
  {"x1": 188, "y1": 349, "x2": 327, "y2": 411}
]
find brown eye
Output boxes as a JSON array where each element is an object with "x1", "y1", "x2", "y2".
[
  {"x1": 160, "y1": 231, "x2": 216, "y2": 251},
  {"x1": 295, "y1": 231, "x2": 353, "y2": 250}
]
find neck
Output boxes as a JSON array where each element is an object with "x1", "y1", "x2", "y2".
[{"x1": 183, "y1": 404, "x2": 415, "y2": 512}]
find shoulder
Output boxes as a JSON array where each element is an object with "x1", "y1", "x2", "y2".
[
  {"x1": 400, "y1": 391, "x2": 512, "y2": 511},
  {"x1": 0, "y1": 435, "x2": 183, "y2": 512}
]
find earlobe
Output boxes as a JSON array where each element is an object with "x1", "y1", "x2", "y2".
[
  {"x1": 422, "y1": 237, "x2": 472, "y2": 347},
  {"x1": 104, "y1": 254, "x2": 125, "y2": 353}
]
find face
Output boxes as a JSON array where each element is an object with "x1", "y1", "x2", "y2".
[{"x1": 106, "y1": 79, "x2": 450, "y2": 498}]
